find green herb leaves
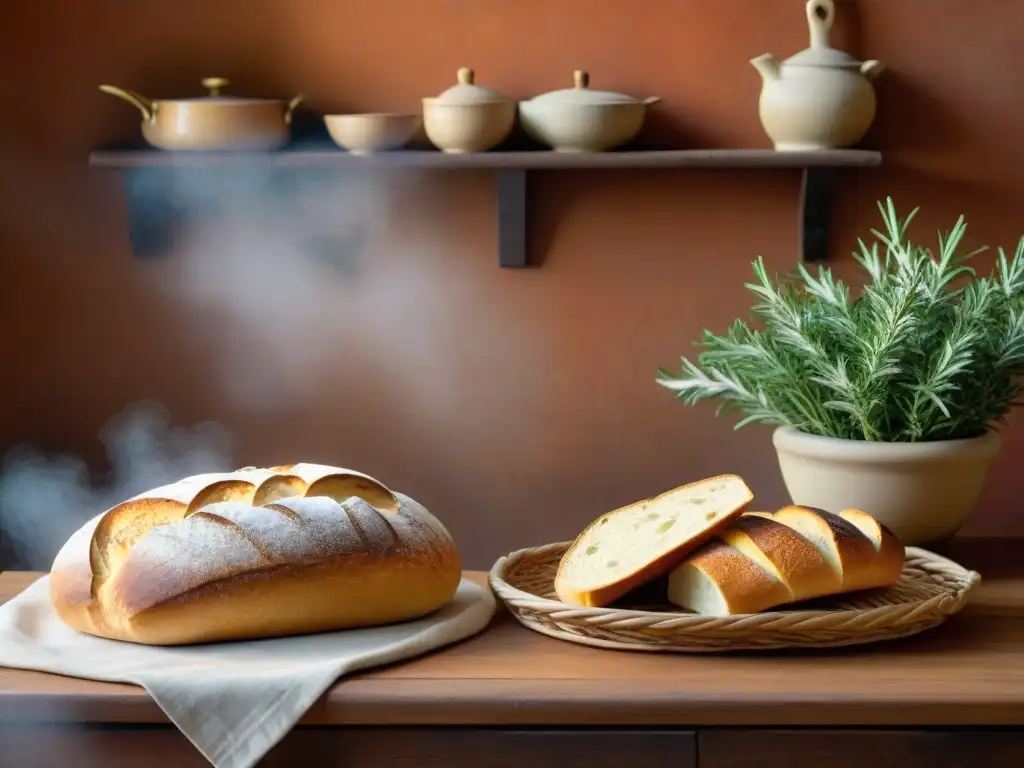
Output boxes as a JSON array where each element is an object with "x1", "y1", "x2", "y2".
[{"x1": 656, "y1": 198, "x2": 1024, "y2": 442}]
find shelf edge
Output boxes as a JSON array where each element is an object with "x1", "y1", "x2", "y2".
[{"x1": 88, "y1": 148, "x2": 883, "y2": 171}]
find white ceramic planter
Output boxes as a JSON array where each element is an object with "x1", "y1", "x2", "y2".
[{"x1": 772, "y1": 426, "x2": 1002, "y2": 545}]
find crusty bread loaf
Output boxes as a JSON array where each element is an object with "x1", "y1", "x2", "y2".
[
  {"x1": 667, "y1": 505, "x2": 905, "y2": 615},
  {"x1": 554, "y1": 475, "x2": 754, "y2": 607},
  {"x1": 49, "y1": 463, "x2": 462, "y2": 645}
]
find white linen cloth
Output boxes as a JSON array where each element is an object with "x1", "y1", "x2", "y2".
[{"x1": 0, "y1": 575, "x2": 495, "y2": 768}]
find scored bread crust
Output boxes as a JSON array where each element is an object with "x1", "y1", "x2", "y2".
[
  {"x1": 667, "y1": 505, "x2": 906, "y2": 615},
  {"x1": 718, "y1": 514, "x2": 842, "y2": 601},
  {"x1": 49, "y1": 463, "x2": 462, "y2": 645},
  {"x1": 553, "y1": 474, "x2": 754, "y2": 607},
  {"x1": 667, "y1": 538, "x2": 792, "y2": 615},
  {"x1": 771, "y1": 505, "x2": 879, "y2": 590}
]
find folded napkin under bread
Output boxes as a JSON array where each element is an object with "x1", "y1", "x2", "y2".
[{"x1": 0, "y1": 575, "x2": 495, "y2": 768}]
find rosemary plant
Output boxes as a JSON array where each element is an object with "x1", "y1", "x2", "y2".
[{"x1": 656, "y1": 198, "x2": 1024, "y2": 442}]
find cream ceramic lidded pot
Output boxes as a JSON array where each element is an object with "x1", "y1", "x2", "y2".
[
  {"x1": 518, "y1": 71, "x2": 660, "y2": 153},
  {"x1": 751, "y1": 0, "x2": 884, "y2": 151},
  {"x1": 422, "y1": 67, "x2": 516, "y2": 153}
]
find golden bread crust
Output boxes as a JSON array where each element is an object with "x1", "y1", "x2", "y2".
[{"x1": 720, "y1": 514, "x2": 842, "y2": 601}]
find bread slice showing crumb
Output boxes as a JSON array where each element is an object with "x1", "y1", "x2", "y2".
[{"x1": 553, "y1": 474, "x2": 754, "y2": 607}]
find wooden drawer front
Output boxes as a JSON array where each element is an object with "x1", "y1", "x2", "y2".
[
  {"x1": 699, "y1": 729, "x2": 1024, "y2": 768},
  {"x1": 0, "y1": 725, "x2": 697, "y2": 767}
]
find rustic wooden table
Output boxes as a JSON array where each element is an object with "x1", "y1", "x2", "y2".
[{"x1": 1, "y1": 539, "x2": 1022, "y2": 767}]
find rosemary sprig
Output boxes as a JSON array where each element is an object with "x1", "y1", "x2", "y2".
[{"x1": 655, "y1": 198, "x2": 1024, "y2": 442}]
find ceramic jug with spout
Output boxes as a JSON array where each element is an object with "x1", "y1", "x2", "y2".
[{"x1": 751, "y1": 0, "x2": 884, "y2": 151}]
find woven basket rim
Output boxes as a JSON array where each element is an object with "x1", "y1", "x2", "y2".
[{"x1": 487, "y1": 540, "x2": 981, "y2": 651}]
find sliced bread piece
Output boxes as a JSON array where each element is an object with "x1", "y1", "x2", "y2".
[
  {"x1": 667, "y1": 538, "x2": 791, "y2": 615},
  {"x1": 553, "y1": 474, "x2": 754, "y2": 607}
]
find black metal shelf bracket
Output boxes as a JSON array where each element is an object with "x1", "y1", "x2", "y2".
[
  {"x1": 496, "y1": 169, "x2": 528, "y2": 268},
  {"x1": 799, "y1": 167, "x2": 839, "y2": 265}
]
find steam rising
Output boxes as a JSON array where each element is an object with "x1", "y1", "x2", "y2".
[
  {"x1": 139, "y1": 161, "x2": 533, "y2": 429},
  {"x1": 144, "y1": 163, "x2": 460, "y2": 410},
  {"x1": 0, "y1": 400, "x2": 233, "y2": 569}
]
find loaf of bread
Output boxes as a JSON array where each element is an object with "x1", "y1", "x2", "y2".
[
  {"x1": 49, "y1": 463, "x2": 462, "y2": 645},
  {"x1": 554, "y1": 475, "x2": 754, "y2": 607},
  {"x1": 667, "y1": 505, "x2": 905, "y2": 615}
]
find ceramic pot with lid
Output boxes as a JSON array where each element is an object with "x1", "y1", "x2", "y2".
[
  {"x1": 751, "y1": 0, "x2": 884, "y2": 151},
  {"x1": 518, "y1": 71, "x2": 660, "y2": 153},
  {"x1": 99, "y1": 77, "x2": 305, "y2": 151},
  {"x1": 422, "y1": 68, "x2": 516, "y2": 153}
]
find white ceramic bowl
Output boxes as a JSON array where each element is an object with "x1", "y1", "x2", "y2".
[
  {"x1": 324, "y1": 113, "x2": 421, "y2": 154},
  {"x1": 421, "y1": 101, "x2": 516, "y2": 154}
]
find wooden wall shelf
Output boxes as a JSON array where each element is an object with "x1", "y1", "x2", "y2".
[{"x1": 88, "y1": 147, "x2": 882, "y2": 267}]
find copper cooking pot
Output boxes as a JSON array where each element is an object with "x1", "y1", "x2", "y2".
[{"x1": 99, "y1": 77, "x2": 305, "y2": 151}]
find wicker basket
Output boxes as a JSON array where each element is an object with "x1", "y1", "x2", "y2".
[{"x1": 489, "y1": 542, "x2": 980, "y2": 652}]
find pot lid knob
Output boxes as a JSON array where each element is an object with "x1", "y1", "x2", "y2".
[
  {"x1": 202, "y1": 77, "x2": 230, "y2": 96},
  {"x1": 433, "y1": 67, "x2": 509, "y2": 105},
  {"x1": 573, "y1": 70, "x2": 590, "y2": 89}
]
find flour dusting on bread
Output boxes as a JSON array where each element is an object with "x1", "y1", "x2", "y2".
[{"x1": 49, "y1": 463, "x2": 463, "y2": 645}]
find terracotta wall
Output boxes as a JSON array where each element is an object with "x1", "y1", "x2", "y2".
[{"x1": 1, "y1": 0, "x2": 1023, "y2": 568}]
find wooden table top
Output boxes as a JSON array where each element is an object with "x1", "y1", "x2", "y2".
[{"x1": 2, "y1": 538, "x2": 1023, "y2": 728}]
